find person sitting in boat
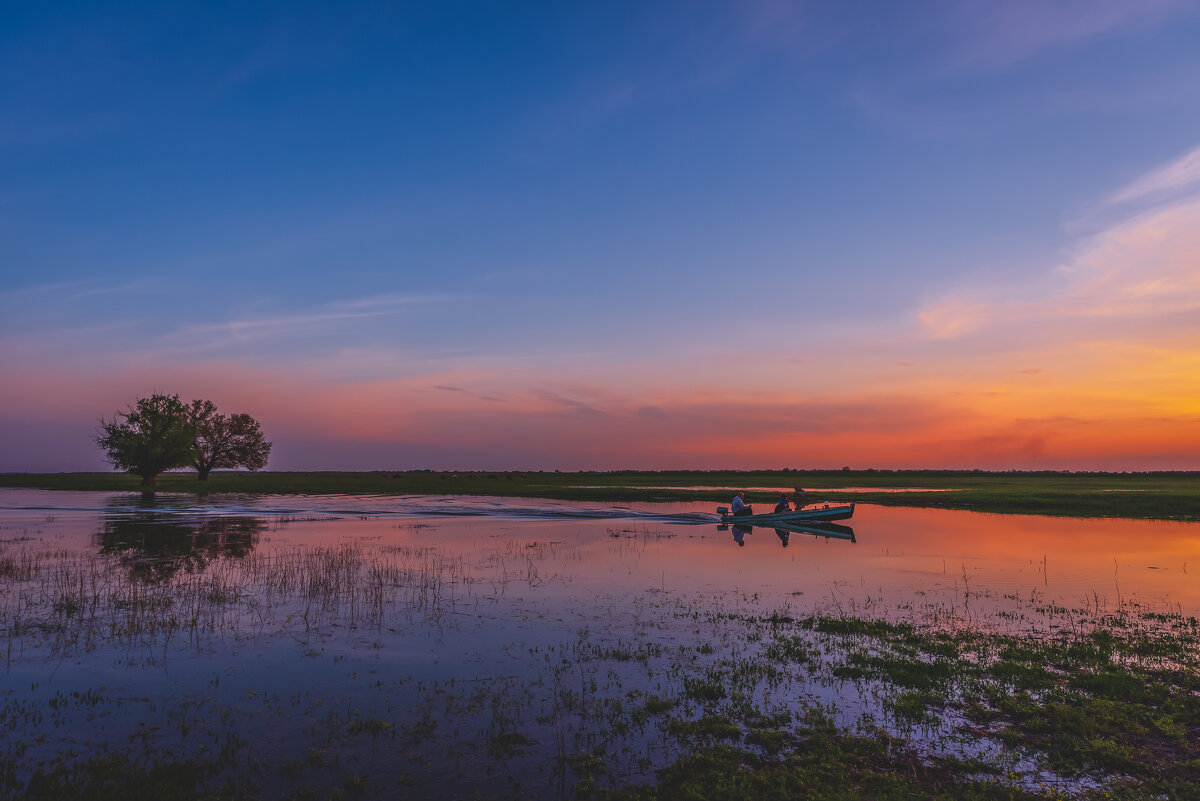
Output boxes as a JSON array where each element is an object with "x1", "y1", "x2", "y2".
[
  {"x1": 730, "y1": 492, "x2": 754, "y2": 517},
  {"x1": 793, "y1": 487, "x2": 808, "y2": 508},
  {"x1": 773, "y1": 495, "x2": 791, "y2": 514}
]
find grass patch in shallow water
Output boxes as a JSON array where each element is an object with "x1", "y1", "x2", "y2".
[
  {"x1": 668, "y1": 714, "x2": 742, "y2": 741},
  {"x1": 594, "y1": 737, "x2": 1054, "y2": 801},
  {"x1": 621, "y1": 607, "x2": 1200, "y2": 800}
]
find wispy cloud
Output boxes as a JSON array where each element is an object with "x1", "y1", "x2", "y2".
[
  {"x1": 159, "y1": 292, "x2": 454, "y2": 348},
  {"x1": 1110, "y1": 143, "x2": 1200, "y2": 205},
  {"x1": 938, "y1": 0, "x2": 1188, "y2": 71},
  {"x1": 917, "y1": 298, "x2": 997, "y2": 339},
  {"x1": 528, "y1": 389, "x2": 602, "y2": 415},
  {"x1": 0, "y1": 280, "x2": 158, "y2": 340},
  {"x1": 919, "y1": 143, "x2": 1200, "y2": 342},
  {"x1": 0, "y1": 287, "x2": 460, "y2": 368},
  {"x1": 435, "y1": 385, "x2": 507, "y2": 403},
  {"x1": 332, "y1": 292, "x2": 456, "y2": 311},
  {"x1": 0, "y1": 278, "x2": 153, "y2": 303}
]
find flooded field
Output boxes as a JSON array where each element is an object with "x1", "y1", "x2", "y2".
[{"x1": 2, "y1": 489, "x2": 1198, "y2": 799}]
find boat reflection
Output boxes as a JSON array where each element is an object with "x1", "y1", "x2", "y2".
[
  {"x1": 97, "y1": 497, "x2": 263, "y2": 581},
  {"x1": 720, "y1": 521, "x2": 856, "y2": 548}
]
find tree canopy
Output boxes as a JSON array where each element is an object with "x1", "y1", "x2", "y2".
[
  {"x1": 187, "y1": 399, "x2": 272, "y2": 480},
  {"x1": 95, "y1": 393, "x2": 197, "y2": 486},
  {"x1": 96, "y1": 394, "x2": 272, "y2": 486}
]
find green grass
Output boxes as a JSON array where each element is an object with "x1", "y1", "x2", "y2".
[
  {"x1": 594, "y1": 738, "x2": 1054, "y2": 801},
  {"x1": 611, "y1": 609, "x2": 1200, "y2": 800},
  {"x1": 3, "y1": 469, "x2": 1198, "y2": 520}
]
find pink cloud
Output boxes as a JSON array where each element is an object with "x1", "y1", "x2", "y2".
[{"x1": 915, "y1": 190, "x2": 1200, "y2": 352}]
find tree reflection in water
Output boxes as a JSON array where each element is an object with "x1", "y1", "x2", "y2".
[{"x1": 97, "y1": 498, "x2": 262, "y2": 581}]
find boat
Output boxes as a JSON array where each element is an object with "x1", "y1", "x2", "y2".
[{"x1": 717, "y1": 503, "x2": 854, "y2": 525}]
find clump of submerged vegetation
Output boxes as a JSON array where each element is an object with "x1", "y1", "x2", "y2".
[{"x1": 1, "y1": 523, "x2": 1198, "y2": 799}]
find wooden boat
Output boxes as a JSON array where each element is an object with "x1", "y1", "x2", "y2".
[{"x1": 718, "y1": 503, "x2": 854, "y2": 525}]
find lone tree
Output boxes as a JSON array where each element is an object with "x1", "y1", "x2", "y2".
[
  {"x1": 96, "y1": 394, "x2": 197, "y2": 487},
  {"x1": 187, "y1": 399, "x2": 272, "y2": 480}
]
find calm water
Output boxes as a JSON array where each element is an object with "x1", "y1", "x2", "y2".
[{"x1": 2, "y1": 489, "x2": 1197, "y2": 798}]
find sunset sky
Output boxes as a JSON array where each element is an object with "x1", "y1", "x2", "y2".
[{"x1": 3, "y1": 1, "x2": 1200, "y2": 472}]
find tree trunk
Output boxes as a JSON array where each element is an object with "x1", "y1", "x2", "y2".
[
  {"x1": 140, "y1": 473, "x2": 157, "y2": 487},
  {"x1": 197, "y1": 468, "x2": 211, "y2": 481}
]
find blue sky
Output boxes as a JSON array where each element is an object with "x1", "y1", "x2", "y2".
[{"x1": 4, "y1": 1, "x2": 1200, "y2": 470}]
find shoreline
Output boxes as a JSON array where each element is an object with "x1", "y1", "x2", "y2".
[{"x1": 1, "y1": 469, "x2": 1198, "y2": 522}]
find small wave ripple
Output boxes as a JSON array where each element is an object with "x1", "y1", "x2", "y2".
[{"x1": 0, "y1": 490, "x2": 720, "y2": 524}]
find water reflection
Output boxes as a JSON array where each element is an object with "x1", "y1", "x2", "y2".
[
  {"x1": 3, "y1": 489, "x2": 1198, "y2": 800},
  {"x1": 720, "y1": 521, "x2": 856, "y2": 548},
  {"x1": 98, "y1": 497, "x2": 262, "y2": 580}
]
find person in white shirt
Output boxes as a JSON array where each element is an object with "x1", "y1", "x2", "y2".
[{"x1": 730, "y1": 492, "x2": 754, "y2": 517}]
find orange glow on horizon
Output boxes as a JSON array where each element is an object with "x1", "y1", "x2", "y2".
[{"x1": 6, "y1": 343, "x2": 1196, "y2": 470}]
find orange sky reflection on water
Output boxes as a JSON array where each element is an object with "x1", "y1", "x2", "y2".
[
  {"x1": 10, "y1": 490, "x2": 1195, "y2": 621},
  {"x1": 270, "y1": 502, "x2": 1200, "y2": 618}
]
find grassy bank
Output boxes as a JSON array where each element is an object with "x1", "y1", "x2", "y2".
[{"x1": 2, "y1": 469, "x2": 1198, "y2": 521}]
